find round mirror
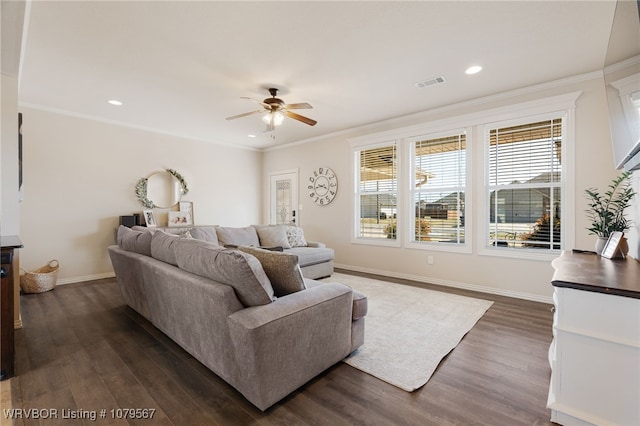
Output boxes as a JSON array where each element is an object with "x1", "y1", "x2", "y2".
[
  {"x1": 136, "y1": 169, "x2": 189, "y2": 209},
  {"x1": 147, "y1": 171, "x2": 181, "y2": 208}
]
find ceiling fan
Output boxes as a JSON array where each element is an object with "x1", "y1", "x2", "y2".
[{"x1": 225, "y1": 88, "x2": 317, "y2": 131}]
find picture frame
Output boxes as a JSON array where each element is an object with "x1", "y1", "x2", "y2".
[
  {"x1": 179, "y1": 201, "x2": 194, "y2": 224},
  {"x1": 601, "y1": 231, "x2": 624, "y2": 259},
  {"x1": 143, "y1": 209, "x2": 157, "y2": 227},
  {"x1": 168, "y1": 211, "x2": 192, "y2": 227}
]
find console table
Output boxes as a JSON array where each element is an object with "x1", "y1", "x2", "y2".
[
  {"x1": 548, "y1": 251, "x2": 639, "y2": 426},
  {"x1": 1, "y1": 235, "x2": 23, "y2": 381}
]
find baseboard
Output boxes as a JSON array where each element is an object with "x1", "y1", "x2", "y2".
[
  {"x1": 334, "y1": 263, "x2": 553, "y2": 304},
  {"x1": 56, "y1": 272, "x2": 116, "y2": 286},
  {"x1": 54, "y1": 267, "x2": 553, "y2": 304}
]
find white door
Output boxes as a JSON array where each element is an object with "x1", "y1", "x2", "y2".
[{"x1": 269, "y1": 170, "x2": 298, "y2": 225}]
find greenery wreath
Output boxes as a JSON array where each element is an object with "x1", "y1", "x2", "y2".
[
  {"x1": 135, "y1": 168, "x2": 189, "y2": 209},
  {"x1": 167, "y1": 168, "x2": 189, "y2": 196}
]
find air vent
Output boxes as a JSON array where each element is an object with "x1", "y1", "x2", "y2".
[{"x1": 414, "y1": 76, "x2": 446, "y2": 88}]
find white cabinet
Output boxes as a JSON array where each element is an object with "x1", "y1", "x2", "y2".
[{"x1": 548, "y1": 253, "x2": 640, "y2": 426}]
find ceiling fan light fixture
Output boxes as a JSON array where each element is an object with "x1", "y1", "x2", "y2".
[{"x1": 262, "y1": 110, "x2": 284, "y2": 126}]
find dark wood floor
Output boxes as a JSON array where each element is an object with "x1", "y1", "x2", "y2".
[{"x1": 9, "y1": 270, "x2": 555, "y2": 425}]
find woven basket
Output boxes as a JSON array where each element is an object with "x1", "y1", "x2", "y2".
[{"x1": 20, "y1": 259, "x2": 59, "y2": 293}]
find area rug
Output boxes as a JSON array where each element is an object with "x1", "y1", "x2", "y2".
[{"x1": 323, "y1": 272, "x2": 493, "y2": 392}]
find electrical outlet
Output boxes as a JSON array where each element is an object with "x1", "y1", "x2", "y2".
[{"x1": 428, "y1": 256, "x2": 434, "y2": 265}]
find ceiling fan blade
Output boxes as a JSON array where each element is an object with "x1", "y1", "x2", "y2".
[
  {"x1": 225, "y1": 110, "x2": 263, "y2": 120},
  {"x1": 283, "y1": 110, "x2": 317, "y2": 126},
  {"x1": 241, "y1": 96, "x2": 270, "y2": 109},
  {"x1": 283, "y1": 102, "x2": 313, "y2": 110}
]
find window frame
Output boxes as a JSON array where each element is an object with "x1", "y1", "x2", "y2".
[
  {"x1": 348, "y1": 91, "x2": 579, "y2": 260},
  {"x1": 406, "y1": 127, "x2": 472, "y2": 253},
  {"x1": 351, "y1": 139, "x2": 401, "y2": 247},
  {"x1": 478, "y1": 108, "x2": 576, "y2": 261}
]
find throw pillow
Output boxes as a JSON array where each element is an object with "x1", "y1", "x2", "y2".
[
  {"x1": 187, "y1": 226, "x2": 220, "y2": 245},
  {"x1": 150, "y1": 230, "x2": 190, "y2": 265},
  {"x1": 255, "y1": 225, "x2": 291, "y2": 249},
  {"x1": 117, "y1": 225, "x2": 152, "y2": 256},
  {"x1": 173, "y1": 239, "x2": 275, "y2": 307},
  {"x1": 215, "y1": 226, "x2": 260, "y2": 247},
  {"x1": 238, "y1": 246, "x2": 305, "y2": 297},
  {"x1": 285, "y1": 225, "x2": 308, "y2": 247}
]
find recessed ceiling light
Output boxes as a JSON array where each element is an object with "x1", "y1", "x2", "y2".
[
  {"x1": 248, "y1": 134, "x2": 257, "y2": 138},
  {"x1": 465, "y1": 66, "x2": 482, "y2": 75},
  {"x1": 108, "y1": 99, "x2": 123, "y2": 106}
]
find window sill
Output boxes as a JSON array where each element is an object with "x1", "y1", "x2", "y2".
[
  {"x1": 351, "y1": 238, "x2": 401, "y2": 248},
  {"x1": 405, "y1": 241, "x2": 472, "y2": 254},
  {"x1": 478, "y1": 246, "x2": 561, "y2": 262}
]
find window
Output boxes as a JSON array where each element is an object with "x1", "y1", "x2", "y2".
[
  {"x1": 486, "y1": 117, "x2": 563, "y2": 251},
  {"x1": 355, "y1": 143, "x2": 398, "y2": 241},
  {"x1": 349, "y1": 92, "x2": 577, "y2": 256},
  {"x1": 410, "y1": 132, "x2": 466, "y2": 245}
]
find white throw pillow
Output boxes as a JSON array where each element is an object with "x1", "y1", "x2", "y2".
[{"x1": 285, "y1": 226, "x2": 308, "y2": 247}]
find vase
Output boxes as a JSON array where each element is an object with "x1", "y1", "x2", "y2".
[{"x1": 595, "y1": 237, "x2": 608, "y2": 255}]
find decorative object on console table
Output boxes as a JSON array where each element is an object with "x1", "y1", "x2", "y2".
[
  {"x1": 601, "y1": 231, "x2": 625, "y2": 259},
  {"x1": 584, "y1": 171, "x2": 636, "y2": 254},
  {"x1": 179, "y1": 201, "x2": 194, "y2": 224},
  {"x1": 119, "y1": 215, "x2": 136, "y2": 228},
  {"x1": 168, "y1": 211, "x2": 192, "y2": 227},
  {"x1": 143, "y1": 210, "x2": 156, "y2": 227}
]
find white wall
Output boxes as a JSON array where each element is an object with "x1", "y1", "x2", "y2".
[
  {"x1": 627, "y1": 171, "x2": 640, "y2": 259},
  {"x1": 263, "y1": 75, "x2": 621, "y2": 302},
  {"x1": 1, "y1": 74, "x2": 21, "y2": 236},
  {"x1": 18, "y1": 107, "x2": 263, "y2": 282}
]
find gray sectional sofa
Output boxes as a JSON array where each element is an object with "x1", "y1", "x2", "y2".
[
  {"x1": 108, "y1": 225, "x2": 367, "y2": 411},
  {"x1": 131, "y1": 224, "x2": 335, "y2": 279}
]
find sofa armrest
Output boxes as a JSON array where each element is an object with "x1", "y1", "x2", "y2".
[
  {"x1": 305, "y1": 241, "x2": 325, "y2": 248},
  {"x1": 227, "y1": 283, "x2": 353, "y2": 410},
  {"x1": 228, "y1": 282, "x2": 349, "y2": 328}
]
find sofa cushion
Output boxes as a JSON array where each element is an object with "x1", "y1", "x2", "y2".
[
  {"x1": 285, "y1": 226, "x2": 308, "y2": 247},
  {"x1": 285, "y1": 246, "x2": 334, "y2": 267},
  {"x1": 255, "y1": 225, "x2": 291, "y2": 249},
  {"x1": 304, "y1": 279, "x2": 367, "y2": 320},
  {"x1": 117, "y1": 225, "x2": 152, "y2": 256},
  {"x1": 239, "y1": 246, "x2": 305, "y2": 297},
  {"x1": 187, "y1": 226, "x2": 220, "y2": 245},
  {"x1": 216, "y1": 226, "x2": 260, "y2": 247},
  {"x1": 150, "y1": 230, "x2": 188, "y2": 266},
  {"x1": 173, "y1": 238, "x2": 275, "y2": 307},
  {"x1": 351, "y1": 290, "x2": 368, "y2": 320}
]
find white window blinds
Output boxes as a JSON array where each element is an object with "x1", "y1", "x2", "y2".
[
  {"x1": 412, "y1": 132, "x2": 466, "y2": 244},
  {"x1": 356, "y1": 143, "x2": 398, "y2": 240},
  {"x1": 487, "y1": 118, "x2": 562, "y2": 250}
]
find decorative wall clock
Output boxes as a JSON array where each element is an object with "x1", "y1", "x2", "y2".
[{"x1": 308, "y1": 167, "x2": 338, "y2": 206}]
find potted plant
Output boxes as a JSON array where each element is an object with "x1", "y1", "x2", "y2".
[{"x1": 584, "y1": 171, "x2": 636, "y2": 254}]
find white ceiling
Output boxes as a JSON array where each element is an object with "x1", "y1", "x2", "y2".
[{"x1": 18, "y1": 1, "x2": 623, "y2": 149}]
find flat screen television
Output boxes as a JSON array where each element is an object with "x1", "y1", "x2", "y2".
[{"x1": 603, "y1": 1, "x2": 640, "y2": 171}]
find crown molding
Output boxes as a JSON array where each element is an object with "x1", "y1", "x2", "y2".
[
  {"x1": 18, "y1": 102, "x2": 261, "y2": 152},
  {"x1": 267, "y1": 69, "x2": 602, "y2": 152}
]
